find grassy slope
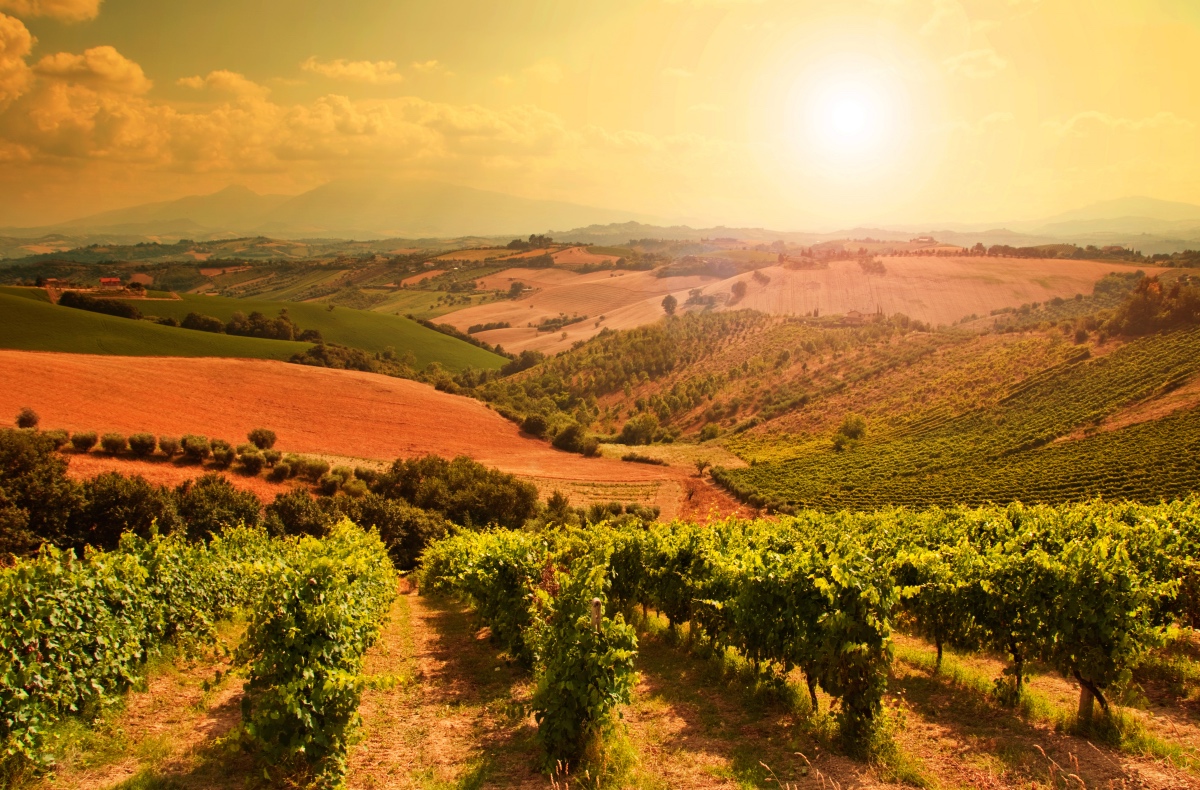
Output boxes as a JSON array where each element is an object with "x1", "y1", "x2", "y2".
[
  {"x1": 0, "y1": 291, "x2": 308, "y2": 359},
  {"x1": 135, "y1": 293, "x2": 505, "y2": 371}
]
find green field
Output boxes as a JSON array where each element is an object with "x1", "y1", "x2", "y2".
[
  {"x1": 127, "y1": 292, "x2": 505, "y2": 371},
  {"x1": 0, "y1": 290, "x2": 308, "y2": 359}
]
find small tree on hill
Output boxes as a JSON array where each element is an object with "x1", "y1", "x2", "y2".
[
  {"x1": 15, "y1": 407, "x2": 38, "y2": 429},
  {"x1": 248, "y1": 428, "x2": 277, "y2": 450},
  {"x1": 661, "y1": 294, "x2": 678, "y2": 316}
]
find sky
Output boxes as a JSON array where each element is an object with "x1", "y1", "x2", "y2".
[{"x1": 0, "y1": 0, "x2": 1197, "y2": 229}]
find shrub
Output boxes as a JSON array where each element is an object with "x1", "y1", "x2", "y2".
[
  {"x1": 341, "y1": 479, "x2": 369, "y2": 498},
  {"x1": 128, "y1": 433, "x2": 157, "y2": 458},
  {"x1": 174, "y1": 473, "x2": 262, "y2": 541},
  {"x1": 344, "y1": 494, "x2": 449, "y2": 569},
  {"x1": 68, "y1": 472, "x2": 180, "y2": 550},
  {"x1": 372, "y1": 454, "x2": 539, "y2": 529},
  {"x1": 837, "y1": 413, "x2": 867, "y2": 441},
  {"x1": 521, "y1": 414, "x2": 549, "y2": 438},
  {"x1": 619, "y1": 413, "x2": 659, "y2": 446},
  {"x1": 0, "y1": 429, "x2": 83, "y2": 553},
  {"x1": 158, "y1": 436, "x2": 181, "y2": 458},
  {"x1": 248, "y1": 428, "x2": 277, "y2": 450},
  {"x1": 264, "y1": 488, "x2": 334, "y2": 537},
  {"x1": 553, "y1": 422, "x2": 600, "y2": 456},
  {"x1": 262, "y1": 449, "x2": 281, "y2": 467},
  {"x1": 15, "y1": 407, "x2": 38, "y2": 429},
  {"x1": 71, "y1": 431, "x2": 98, "y2": 453},
  {"x1": 299, "y1": 457, "x2": 331, "y2": 482},
  {"x1": 180, "y1": 312, "x2": 225, "y2": 333},
  {"x1": 236, "y1": 443, "x2": 257, "y2": 456},
  {"x1": 100, "y1": 433, "x2": 128, "y2": 454},
  {"x1": 331, "y1": 465, "x2": 354, "y2": 484},
  {"x1": 352, "y1": 466, "x2": 377, "y2": 484},
  {"x1": 239, "y1": 450, "x2": 265, "y2": 476},
  {"x1": 698, "y1": 423, "x2": 720, "y2": 442},
  {"x1": 267, "y1": 462, "x2": 292, "y2": 482},
  {"x1": 317, "y1": 473, "x2": 342, "y2": 496},
  {"x1": 210, "y1": 440, "x2": 235, "y2": 469},
  {"x1": 180, "y1": 434, "x2": 211, "y2": 462},
  {"x1": 43, "y1": 429, "x2": 69, "y2": 450}
]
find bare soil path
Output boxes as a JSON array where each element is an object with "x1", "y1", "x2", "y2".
[{"x1": 347, "y1": 582, "x2": 545, "y2": 789}]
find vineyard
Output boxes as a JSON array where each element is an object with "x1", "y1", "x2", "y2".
[
  {"x1": 418, "y1": 496, "x2": 1200, "y2": 770},
  {"x1": 720, "y1": 326, "x2": 1200, "y2": 510},
  {"x1": 0, "y1": 522, "x2": 394, "y2": 788}
]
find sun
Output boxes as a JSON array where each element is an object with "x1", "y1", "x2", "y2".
[{"x1": 784, "y1": 55, "x2": 911, "y2": 173}]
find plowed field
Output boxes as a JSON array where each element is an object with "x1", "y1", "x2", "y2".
[
  {"x1": 443, "y1": 268, "x2": 716, "y2": 353},
  {"x1": 442, "y1": 256, "x2": 1160, "y2": 354},
  {"x1": 0, "y1": 351, "x2": 739, "y2": 517}
]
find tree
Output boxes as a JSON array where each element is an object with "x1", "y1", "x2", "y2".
[
  {"x1": 694, "y1": 458, "x2": 711, "y2": 477},
  {"x1": 0, "y1": 429, "x2": 84, "y2": 552},
  {"x1": 508, "y1": 281, "x2": 526, "y2": 300},
  {"x1": 128, "y1": 433, "x2": 157, "y2": 458},
  {"x1": 730, "y1": 281, "x2": 748, "y2": 302},
  {"x1": 248, "y1": 428, "x2": 277, "y2": 450},
  {"x1": 15, "y1": 407, "x2": 38, "y2": 429},
  {"x1": 661, "y1": 294, "x2": 678, "y2": 316},
  {"x1": 619, "y1": 413, "x2": 659, "y2": 446}
]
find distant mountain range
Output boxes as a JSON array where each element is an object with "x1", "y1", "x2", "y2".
[
  {"x1": 1, "y1": 180, "x2": 658, "y2": 241},
  {"x1": 1, "y1": 184, "x2": 1198, "y2": 255}
]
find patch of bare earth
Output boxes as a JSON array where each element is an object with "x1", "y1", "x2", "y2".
[
  {"x1": 347, "y1": 582, "x2": 544, "y2": 789},
  {"x1": 64, "y1": 453, "x2": 300, "y2": 499},
  {"x1": 891, "y1": 634, "x2": 1200, "y2": 789}
]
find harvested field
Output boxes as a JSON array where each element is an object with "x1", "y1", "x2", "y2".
[
  {"x1": 399, "y1": 268, "x2": 444, "y2": 285},
  {"x1": 444, "y1": 256, "x2": 1163, "y2": 354},
  {"x1": 0, "y1": 351, "x2": 739, "y2": 514},
  {"x1": 64, "y1": 453, "x2": 299, "y2": 500},
  {"x1": 431, "y1": 248, "x2": 508, "y2": 262},
  {"x1": 551, "y1": 245, "x2": 621, "y2": 265},
  {"x1": 442, "y1": 268, "x2": 717, "y2": 353},
  {"x1": 716, "y1": 257, "x2": 1163, "y2": 327}
]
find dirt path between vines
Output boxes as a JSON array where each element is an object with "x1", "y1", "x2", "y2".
[
  {"x1": 347, "y1": 582, "x2": 545, "y2": 789},
  {"x1": 33, "y1": 626, "x2": 253, "y2": 790}
]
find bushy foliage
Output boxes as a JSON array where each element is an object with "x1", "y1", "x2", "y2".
[
  {"x1": 239, "y1": 449, "x2": 265, "y2": 475},
  {"x1": 174, "y1": 473, "x2": 262, "y2": 541},
  {"x1": 248, "y1": 427, "x2": 277, "y2": 450},
  {"x1": 618, "y1": 413, "x2": 659, "y2": 445},
  {"x1": 58, "y1": 291, "x2": 142, "y2": 320},
  {"x1": 0, "y1": 430, "x2": 83, "y2": 553},
  {"x1": 210, "y1": 439, "x2": 235, "y2": 469},
  {"x1": 68, "y1": 472, "x2": 180, "y2": 551},
  {"x1": 180, "y1": 312, "x2": 225, "y2": 333},
  {"x1": 15, "y1": 408, "x2": 37, "y2": 430},
  {"x1": 70, "y1": 431, "x2": 97, "y2": 453},
  {"x1": 371, "y1": 454, "x2": 539, "y2": 529},
  {"x1": 100, "y1": 433, "x2": 127, "y2": 454},
  {"x1": 158, "y1": 436, "x2": 180, "y2": 457},
  {"x1": 127, "y1": 433, "x2": 157, "y2": 458},
  {"x1": 1104, "y1": 276, "x2": 1200, "y2": 336},
  {"x1": 237, "y1": 522, "x2": 395, "y2": 786},
  {"x1": 180, "y1": 434, "x2": 211, "y2": 462}
]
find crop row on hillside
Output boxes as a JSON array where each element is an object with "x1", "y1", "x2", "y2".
[{"x1": 719, "y1": 327, "x2": 1200, "y2": 510}]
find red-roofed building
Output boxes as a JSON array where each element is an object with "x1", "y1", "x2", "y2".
[{"x1": 99, "y1": 277, "x2": 122, "y2": 290}]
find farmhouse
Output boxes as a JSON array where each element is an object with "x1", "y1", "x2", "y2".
[{"x1": 99, "y1": 277, "x2": 122, "y2": 290}]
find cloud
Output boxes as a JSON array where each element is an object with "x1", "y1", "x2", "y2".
[
  {"x1": 411, "y1": 60, "x2": 439, "y2": 73},
  {"x1": 178, "y1": 70, "x2": 269, "y2": 100},
  {"x1": 0, "y1": 0, "x2": 100, "y2": 22},
  {"x1": 34, "y1": 46, "x2": 151, "y2": 93},
  {"x1": 494, "y1": 74, "x2": 513, "y2": 88},
  {"x1": 523, "y1": 58, "x2": 563, "y2": 84},
  {"x1": 690, "y1": 103, "x2": 722, "y2": 112},
  {"x1": 1045, "y1": 111, "x2": 1194, "y2": 137},
  {"x1": 300, "y1": 57, "x2": 404, "y2": 85},
  {"x1": 0, "y1": 14, "x2": 32, "y2": 105},
  {"x1": 661, "y1": 67, "x2": 693, "y2": 78},
  {"x1": 920, "y1": 0, "x2": 969, "y2": 38},
  {"x1": 943, "y1": 48, "x2": 1007, "y2": 78}
]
